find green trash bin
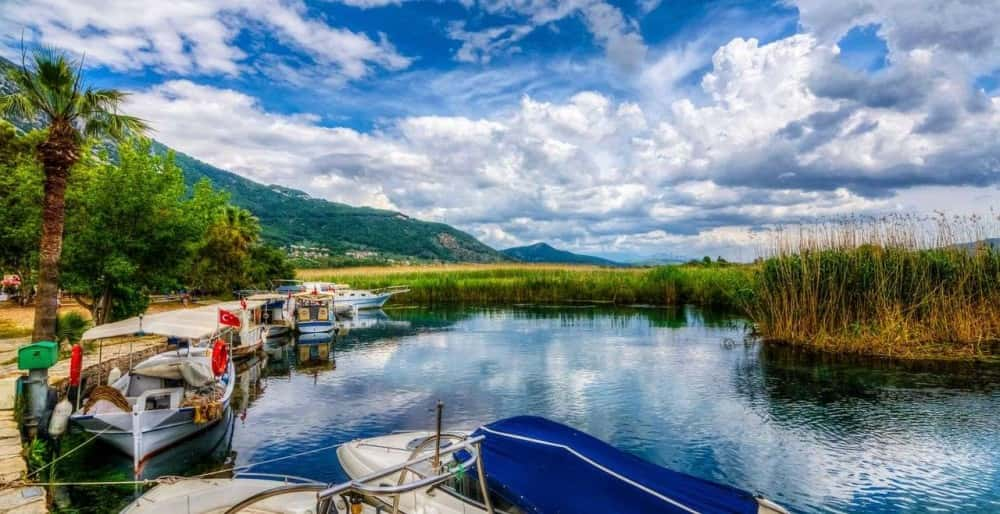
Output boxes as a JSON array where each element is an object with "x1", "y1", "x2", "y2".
[{"x1": 18, "y1": 341, "x2": 59, "y2": 370}]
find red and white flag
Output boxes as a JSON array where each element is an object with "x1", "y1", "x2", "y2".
[
  {"x1": 219, "y1": 309, "x2": 241, "y2": 328},
  {"x1": 240, "y1": 297, "x2": 248, "y2": 310}
]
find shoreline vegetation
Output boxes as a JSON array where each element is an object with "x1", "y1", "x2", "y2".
[{"x1": 305, "y1": 216, "x2": 1000, "y2": 362}]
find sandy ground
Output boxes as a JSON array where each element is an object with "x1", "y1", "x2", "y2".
[{"x1": 0, "y1": 300, "x2": 196, "y2": 337}]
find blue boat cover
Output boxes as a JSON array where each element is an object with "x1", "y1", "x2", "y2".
[{"x1": 471, "y1": 416, "x2": 761, "y2": 514}]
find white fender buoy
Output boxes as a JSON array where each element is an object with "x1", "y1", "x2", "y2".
[
  {"x1": 48, "y1": 398, "x2": 72, "y2": 437},
  {"x1": 107, "y1": 367, "x2": 122, "y2": 385}
]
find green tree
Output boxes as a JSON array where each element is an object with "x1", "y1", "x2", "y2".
[
  {"x1": 61, "y1": 139, "x2": 198, "y2": 324},
  {"x1": 0, "y1": 50, "x2": 146, "y2": 340},
  {"x1": 248, "y1": 244, "x2": 295, "y2": 286},
  {"x1": 0, "y1": 123, "x2": 43, "y2": 301},
  {"x1": 189, "y1": 206, "x2": 262, "y2": 294}
]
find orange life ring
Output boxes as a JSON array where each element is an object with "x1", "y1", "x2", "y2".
[{"x1": 212, "y1": 339, "x2": 229, "y2": 376}]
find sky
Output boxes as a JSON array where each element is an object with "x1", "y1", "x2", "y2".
[{"x1": 2, "y1": 0, "x2": 999, "y2": 261}]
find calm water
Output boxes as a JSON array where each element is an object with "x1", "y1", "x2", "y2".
[{"x1": 60, "y1": 307, "x2": 1000, "y2": 513}]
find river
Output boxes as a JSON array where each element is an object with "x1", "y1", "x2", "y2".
[{"x1": 57, "y1": 306, "x2": 1000, "y2": 513}]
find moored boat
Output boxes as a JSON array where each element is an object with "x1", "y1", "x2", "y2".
[
  {"x1": 303, "y1": 282, "x2": 409, "y2": 310},
  {"x1": 70, "y1": 344, "x2": 236, "y2": 473},
  {"x1": 291, "y1": 290, "x2": 337, "y2": 333},
  {"x1": 338, "y1": 416, "x2": 789, "y2": 514}
]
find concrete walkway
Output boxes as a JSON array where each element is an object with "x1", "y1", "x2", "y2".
[{"x1": 0, "y1": 336, "x2": 166, "y2": 513}]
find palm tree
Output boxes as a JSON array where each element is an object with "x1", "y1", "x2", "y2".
[
  {"x1": 0, "y1": 50, "x2": 147, "y2": 341},
  {"x1": 221, "y1": 206, "x2": 261, "y2": 255}
]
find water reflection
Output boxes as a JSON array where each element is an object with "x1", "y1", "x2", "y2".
[{"x1": 58, "y1": 307, "x2": 1000, "y2": 513}]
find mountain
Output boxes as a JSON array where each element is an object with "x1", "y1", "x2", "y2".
[
  {"x1": 627, "y1": 253, "x2": 690, "y2": 266},
  {"x1": 952, "y1": 238, "x2": 1000, "y2": 252},
  {"x1": 167, "y1": 147, "x2": 506, "y2": 262},
  {"x1": 501, "y1": 243, "x2": 625, "y2": 266},
  {"x1": 0, "y1": 56, "x2": 506, "y2": 263}
]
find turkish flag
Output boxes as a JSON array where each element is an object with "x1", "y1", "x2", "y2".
[{"x1": 219, "y1": 309, "x2": 241, "y2": 328}]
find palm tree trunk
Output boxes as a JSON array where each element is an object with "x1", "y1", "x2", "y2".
[
  {"x1": 31, "y1": 166, "x2": 69, "y2": 342},
  {"x1": 31, "y1": 123, "x2": 78, "y2": 342}
]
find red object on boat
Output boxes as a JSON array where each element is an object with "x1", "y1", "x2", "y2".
[
  {"x1": 211, "y1": 339, "x2": 229, "y2": 376},
  {"x1": 219, "y1": 308, "x2": 241, "y2": 328},
  {"x1": 69, "y1": 344, "x2": 83, "y2": 386},
  {"x1": 240, "y1": 297, "x2": 247, "y2": 310}
]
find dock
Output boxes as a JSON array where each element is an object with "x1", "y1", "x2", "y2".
[{"x1": 0, "y1": 336, "x2": 167, "y2": 513}]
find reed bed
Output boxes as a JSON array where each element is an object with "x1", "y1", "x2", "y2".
[
  {"x1": 747, "y1": 214, "x2": 1000, "y2": 359},
  {"x1": 309, "y1": 264, "x2": 753, "y2": 308}
]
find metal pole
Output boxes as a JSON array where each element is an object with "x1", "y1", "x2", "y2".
[
  {"x1": 433, "y1": 401, "x2": 443, "y2": 472},
  {"x1": 475, "y1": 440, "x2": 494, "y2": 513}
]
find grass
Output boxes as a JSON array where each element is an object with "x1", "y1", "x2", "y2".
[
  {"x1": 746, "y1": 215, "x2": 1000, "y2": 360},
  {"x1": 303, "y1": 263, "x2": 754, "y2": 309},
  {"x1": 302, "y1": 215, "x2": 1000, "y2": 361}
]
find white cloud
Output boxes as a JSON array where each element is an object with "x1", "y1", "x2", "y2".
[
  {"x1": 0, "y1": 0, "x2": 410, "y2": 80},
  {"x1": 451, "y1": 1, "x2": 647, "y2": 71},
  {"x1": 448, "y1": 22, "x2": 535, "y2": 64},
  {"x1": 124, "y1": 15, "x2": 1000, "y2": 260}
]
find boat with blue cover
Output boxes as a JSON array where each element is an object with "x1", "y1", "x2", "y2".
[{"x1": 338, "y1": 416, "x2": 788, "y2": 514}]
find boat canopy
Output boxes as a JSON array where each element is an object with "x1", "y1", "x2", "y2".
[
  {"x1": 81, "y1": 300, "x2": 266, "y2": 341},
  {"x1": 471, "y1": 416, "x2": 762, "y2": 514},
  {"x1": 131, "y1": 350, "x2": 215, "y2": 387}
]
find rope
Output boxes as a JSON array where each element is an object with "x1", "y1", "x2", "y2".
[
  {"x1": 1, "y1": 436, "x2": 343, "y2": 491},
  {"x1": 0, "y1": 426, "x2": 113, "y2": 491},
  {"x1": 82, "y1": 385, "x2": 131, "y2": 413},
  {"x1": 189, "y1": 441, "x2": 344, "y2": 478}
]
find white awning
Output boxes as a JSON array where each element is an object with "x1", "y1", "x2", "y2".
[{"x1": 81, "y1": 300, "x2": 266, "y2": 341}]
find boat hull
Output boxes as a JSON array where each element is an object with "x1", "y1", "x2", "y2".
[
  {"x1": 72, "y1": 408, "x2": 220, "y2": 462},
  {"x1": 265, "y1": 324, "x2": 289, "y2": 337},
  {"x1": 336, "y1": 293, "x2": 392, "y2": 310},
  {"x1": 296, "y1": 321, "x2": 334, "y2": 334}
]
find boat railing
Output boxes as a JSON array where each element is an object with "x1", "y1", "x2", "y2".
[
  {"x1": 370, "y1": 285, "x2": 411, "y2": 295},
  {"x1": 232, "y1": 471, "x2": 325, "y2": 485},
  {"x1": 222, "y1": 434, "x2": 492, "y2": 514}
]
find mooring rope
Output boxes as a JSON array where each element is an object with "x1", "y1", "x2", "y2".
[{"x1": 1, "y1": 439, "x2": 344, "y2": 490}]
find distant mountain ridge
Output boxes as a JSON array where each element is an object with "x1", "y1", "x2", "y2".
[
  {"x1": 167, "y1": 147, "x2": 507, "y2": 262},
  {"x1": 0, "y1": 56, "x2": 507, "y2": 263},
  {"x1": 502, "y1": 243, "x2": 625, "y2": 266}
]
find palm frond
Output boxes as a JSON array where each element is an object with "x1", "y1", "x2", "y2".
[
  {"x1": 0, "y1": 93, "x2": 39, "y2": 120},
  {"x1": 82, "y1": 112, "x2": 150, "y2": 140}
]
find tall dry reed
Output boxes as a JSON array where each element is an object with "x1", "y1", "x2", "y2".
[{"x1": 747, "y1": 214, "x2": 1000, "y2": 359}]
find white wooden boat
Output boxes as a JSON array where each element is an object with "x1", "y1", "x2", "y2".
[
  {"x1": 71, "y1": 346, "x2": 235, "y2": 473},
  {"x1": 248, "y1": 293, "x2": 292, "y2": 337},
  {"x1": 291, "y1": 291, "x2": 337, "y2": 333}
]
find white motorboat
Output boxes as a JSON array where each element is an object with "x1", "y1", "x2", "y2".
[
  {"x1": 303, "y1": 282, "x2": 409, "y2": 310},
  {"x1": 119, "y1": 432, "x2": 490, "y2": 514},
  {"x1": 71, "y1": 345, "x2": 235, "y2": 473}
]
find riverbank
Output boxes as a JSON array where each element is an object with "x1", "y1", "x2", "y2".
[
  {"x1": 302, "y1": 263, "x2": 753, "y2": 308},
  {"x1": 306, "y1": 253, "x2": 1000, "y2": 361}
]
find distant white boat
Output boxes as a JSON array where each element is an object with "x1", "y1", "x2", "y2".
[
  {"x1": 70, "y1": 345, "x2": 235, "y2": 473},
  {"x1": 303, "y1": 282, "x2": 409, "y2": 310}
]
